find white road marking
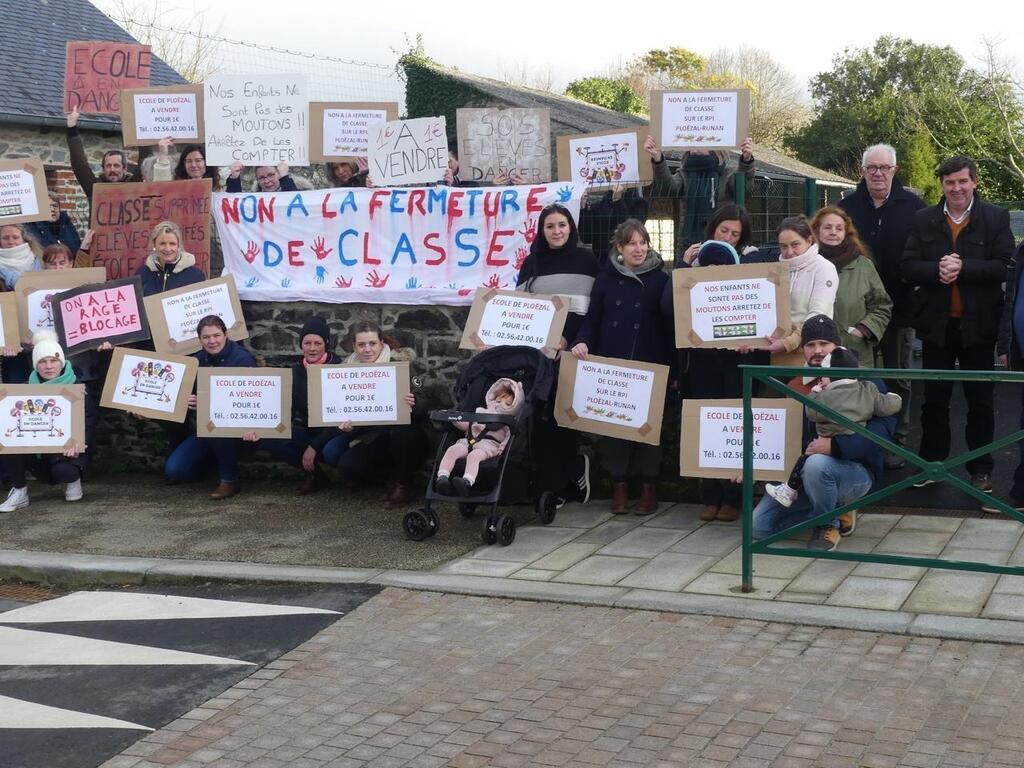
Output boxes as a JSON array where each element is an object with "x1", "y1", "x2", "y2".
[{"x1": 0, "y1": 695, "x2": 152, "y2": 730}]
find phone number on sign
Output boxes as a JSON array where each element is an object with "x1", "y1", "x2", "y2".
[
  {"x1": 335, "y1": 405, "x2": 395, "y2": 416},
  {"x1": 485, "y1": 331, "x2": 545, "y2": 345},
  {"x1": 705, "y1": 450, "x2": 782, "y2": 461},
  {"x1": 214, "y1": 411, "x2": 280, "y2": 421}
]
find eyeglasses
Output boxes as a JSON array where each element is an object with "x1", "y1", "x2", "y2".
[
  {"x1": 256, "y1": 172, "x2": 278, "y2": 182},
  {"x1": 863, "y1": 164, "x2": 895, "y2": 174}
]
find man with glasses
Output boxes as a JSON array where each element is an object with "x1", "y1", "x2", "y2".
[{"x1": 839, "y1": 144, "x2": 924, "y2": 468}]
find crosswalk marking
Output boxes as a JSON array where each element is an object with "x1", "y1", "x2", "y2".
[{"x1": 0, "y1": 695, "x2": 152, "y2": 731}]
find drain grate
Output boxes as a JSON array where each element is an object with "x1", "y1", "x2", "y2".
[{"x1": 0, "y1": 582, "x2": 62, "y2": 603}]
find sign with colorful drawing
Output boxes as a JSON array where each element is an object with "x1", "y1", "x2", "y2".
[
  {"x1": 650, "y1": 89, "x2": 751, "y2": 150},
  {"x1": 456, "y1": 108, "x2": 551, "y2": 184},
  {"x1": 367, "y1": 116, "x2": 448, "y2": 187},
  {"x1": 0, "y1": 384, "x2": 86, "y2": 454},
  {"x1": 64, "y1": 41, "x2": 152, "y2": 114},
  {"x1": 556, "y1": 128, "x2": 653, "y2": 188},
  {"x1": 14, "y1": 268, "x2": 106, "y2": 344},
  {"x1": 309, "y1": 102, "x2": 400, "y2": 162},
  {"x1": 52, "y1": 276, "x2": 150, "y2": 355},
  {"x1": 100, "y1": 347, "x2": 198, "y2": 423}
]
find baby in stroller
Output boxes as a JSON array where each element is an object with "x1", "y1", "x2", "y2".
[{"x1": 435, "y1": 377, "x2": 524, "y2": 496}]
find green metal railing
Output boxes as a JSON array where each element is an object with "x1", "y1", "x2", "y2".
[{"x1": 740, "y1": 364, "x2": 1024, "y2": 592}]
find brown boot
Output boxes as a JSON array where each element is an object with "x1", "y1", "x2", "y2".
[
  {"x1": 380, "y1": 480, "x2": 396, "y2": 501},
  {"x1": 384, "y1": 483, "x2": 410, "y2": 507},
  {"x1": 298, "y1": 468, "x2": 327, "y2": 496},
  {"x1": 633, "y1": 483, "x2": 658, "y2": 515},
  {"x1": 700, "y1": 505, "x2": 719, "y2": 521},
  {"x1": 716, "y1": 504, "x2": 739, "y2": 522},
  {"x1": 210, "y1": 481, "x2": 238, "y2": 500},
  {"x1": 610, "y1": 482, "x2": 629, "y2": 513}
]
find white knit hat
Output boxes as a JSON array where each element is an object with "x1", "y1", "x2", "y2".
[{"x1": 32, "y1": 330, "x2": 65, "y2": 367}]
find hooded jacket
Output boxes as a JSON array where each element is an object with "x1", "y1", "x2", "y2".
[
  {"x1": 194, "y1": 338, "x2": 256, "y2": 368},
  {"x1": 136, "y1": 250, "x2": 207, "y2": 296},
  {"x1": 455, "y1": 377, "x2": 525, "y2": 452}
]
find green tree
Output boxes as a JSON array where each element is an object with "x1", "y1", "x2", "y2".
[
  {"x1": 900, "y1": 127, "x2": 942, "y2": 203},
  {"x1": 564, "y1": 77, "x2": 645, "y2": 115}
]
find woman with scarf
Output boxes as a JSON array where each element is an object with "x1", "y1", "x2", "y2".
[
  {"x1": 571, "y1": 219, "x2": 672, "y2": 513},
  {"x1": 0, "y1": 224, "x2": 42, "y2": 287},
  {"x1": 811, "y1": 207, "x2": 892, "y2": 367},
  {"x1": 516, "y1": 203, "x2": 598, "y2": 506}
]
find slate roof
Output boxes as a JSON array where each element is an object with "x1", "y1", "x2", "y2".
[{"x1": 0, "y1": 0, "x2": 187, "y2": 130}]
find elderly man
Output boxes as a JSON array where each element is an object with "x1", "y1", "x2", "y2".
[
  {"x1": 901, "y1": 156, "x2": 1014, "y2": 493},
  {"x1": 838, "y1": 144, "x2": 925, "y2": 467},
  {"x1": 752, "y1": 315, "x2": 897, "y2": 552},
  {"x1": 65, "y1": 107, "x2": 139, "y2": 199}
]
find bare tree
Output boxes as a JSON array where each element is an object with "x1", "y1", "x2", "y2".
[{"x1": 499, "y1": 61, "x2": 556, "y2": 93}]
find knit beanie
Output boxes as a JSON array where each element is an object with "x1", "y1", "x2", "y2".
[
  {"x1": 300, "y1": 317, "x2": 331, "y2": 348},
  {"x1": 821, "y1": 346, "x2": 860, "y2": 370},
  {"x1": 800, "y1": 314, "x2": 841, "y2": 348},
  {"x1": 32, "y1": 329, "x2": 65, "y2": 367},
  {"x1": 695, "y1": 240, "x2": 739, "y2": 267}
]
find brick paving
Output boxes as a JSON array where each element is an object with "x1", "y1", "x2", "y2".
[{"x1": 104, "y1": 588, "x2": 1024, "y2": 768}]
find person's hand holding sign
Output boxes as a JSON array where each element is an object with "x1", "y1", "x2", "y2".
[
  {"x1": 571, "y1": 342, "x2": 589, "y2": 360},
  {"x1": 643, "y1": 135, "x2": 662, "y2": 163}
]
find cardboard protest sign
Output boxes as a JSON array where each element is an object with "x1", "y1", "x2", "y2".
[
  {"x1": 679, "y1": 398, "x2": 803, "y2": 482},
  {"x1": 0, "y1": 159, "x2": 49, "y2": 225},
  {"x1": 310, "y1": 102, "x2": 399, "y2": 162},
  {"x1": 650, "y1": 89, "x2": 751, "y2": 151},
  {"x1": 100, "y1": 347, "x2": 198, "y2": 423},
  {"x1": 456, "y1": 108, "x2": 551, "y2": 184},
  {"x1": 214, "y1": 183, "x2": 583, "y2": 305},
  {"x1": 64, "y1": 41, "x2": 151, "y2": 114},
  {"x1": 368, "y1": 116, "x2": 448, "y2": 186},
  {"x1": 307, "y1": 362, "x2": 411, "y2": 427},
  {"x1": 15, "y1": 268, "x2": 106, "y2": 344},
  {"x1": 120, "y1": 84, "x2": 204, "y2": 146},
  {"x1": 0, "y1": 384, "x2": 86, "y2": 454},
  {"x1": 770, "y1": 349, "x2": 806, "y2": 368},
  {"x1": 554, "y1": 352, "x2": 669, "y2": 445},
  {"x1": 556, "y1": 128, "x2": 653, "y2": 187},
  {"x1": 0, "y1": 294, "x2": 20, "y2": 348},
  {"x1": 459, "y1": 288, "x2": 567, "y2": 352},
  {"x1": 196, "y1": 367, "x2": 291, "y2": 439},
  {"x1": 144, "y1": 276, "x2": 247, "y2": 355},
  {"x1": 673, "y1": 262, "x2": 790, "y2": 349},
  {"x1": 90, "y1": 179, "x2": 212, "y2": 279},
  {"x1": 51, "y1": 276, "x2": 150, "y2": 355},
  {"x1": 204, "y1": 74, "x2": 308, "y2": 166}
]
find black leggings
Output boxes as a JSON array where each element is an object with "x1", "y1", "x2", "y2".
[
  {"x1": 335, "y1": 425, "x2": 429, "y2": 487},
  {"x1": 2, "y1": 455, "x2": 81, "y2": 489}
]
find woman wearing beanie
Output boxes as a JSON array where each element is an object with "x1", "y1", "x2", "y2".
[{"x1": 0, "y1": 331, "x2": 87, "y2": 512}]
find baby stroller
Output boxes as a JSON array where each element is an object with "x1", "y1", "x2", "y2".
[{"x1": 402, "y1": 345, "x2": 558, "y2": 546}]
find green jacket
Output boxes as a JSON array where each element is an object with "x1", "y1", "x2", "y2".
[{"x1": 833, "y1": 255, "x2": 893, "y2": 367}]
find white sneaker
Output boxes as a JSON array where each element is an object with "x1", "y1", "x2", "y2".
[
  {"x1": 0, "y1": 486, "x2": 29, "y2": 513},
  {"x1": 765, "y1": 483, "x2": 798, "y2": 508},
  {"x1": 65, "y1": 479, "x2": 83, "y2": 502}
]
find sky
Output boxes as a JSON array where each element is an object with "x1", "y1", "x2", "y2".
[{"x1": 94, "y1": 0, "x2": 1018, "y2": 98}]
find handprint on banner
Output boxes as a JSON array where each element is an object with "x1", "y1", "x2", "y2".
[
  {"x1": 445, "y1": 282, "x2": 458, "y2": 290},
  {"x1": 457, "y1": 287, "x2": 473, "y2": 297},
  {"x1": 310, "y1": 236, "x2": 333, "y2": 261},
  {"x1": 366, "y1": 270, "x2": 390, "y2": 288},
  {"x1": 405, "y1": 277, "x2": 420, "y2": 290},
  {"x1": 514, "y1": 246, "x2": 528, "y2": 270},
  {"x1": 280, "y1": 277, "x2": 292, "y2": 288},
  {"x1": 315, "y1": 266, "x2": 327, "y2": 284},
  {"x1": 483, "y1": 273, "x2": 504, "y2": 289},
  {"x1": 557, "y1": 185, "x2": 573, "y2": 203},
  {"x1": 335, "y1": 276, "x2": 352, "y2": 288},
  {"x1": 241, "y1": 241, "x2": 259, "y2": 263},
  {"x1": 244, "y1": 276, "x2": 260, "y2": 288},
  {"x1": 519, "y1": 217, "x2": 536, "y2": 244}
]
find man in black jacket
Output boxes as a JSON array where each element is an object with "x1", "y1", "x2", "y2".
[
  {"x1": 65, "y1": 107, "x2": 139, "y2": 200},
  {"x1": 839, "y1": 144, "x2": 924, "y2": 467},
  {"x1": 900, "y1": 156, "x2": 1015, "y2": 492}
]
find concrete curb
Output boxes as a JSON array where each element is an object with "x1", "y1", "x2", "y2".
[{"x1": 3, "y1": 548, "x2": 1024, "y2": 644}]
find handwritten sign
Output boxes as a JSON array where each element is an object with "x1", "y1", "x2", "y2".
[
  {"x1": 215, "y1": 183, "x2": 582, "y2": 305},
  {"x1": 120, "y1": 85, "x2": 204, "y2": 146},
  {"x1": 90, "y1": 179, "x2": 212, "y2": 280},
  {"x1": 554, "y1": 353, "x2": 669, "y2": 445},
  {"x1": 144, "y1": 276, "x2": 247, "y2": 355},
  {"x1": 456, "y1": 108, "x2": 551, "y2": 184},
  {"x1": 0, "y1": 159, "x2": 49, "y2": 225},
  {"x1": 650, "y1": 89, "x2": 751, "y2": 151},
  {"x1": 197, "y1": 367, "x2": 291, "y2": 438},
  {"x1": 309, "y1": 102, "x2": 399, "y2": 162},
  {"x1": 204, "y1": 74, "x2": 308, "y2": 166},
  {"x1": 680, "y1": 398, "x2": 802, "y2": 482},
  {"x1": 673, "y1": 262, "x2": 790, "y2": 349},
  {"x1": 51, "y1": 276, "x2": 150, "y2": 354},
  {"x1": 556, "y1": 128, "x2": 653, "y2": 187},
  {"x1": 64, "y1": 41, "x2": 151, "y2": 114},
  {"x1": 307, "y1": 362, "x2": 411, "y2": 427},
  {"x1": 460, "y1": 288, "x2": 567, "y2": 351},
  {"x1": 14, "y1": 268, "x2": 106, "y2": 344},
  {"x1": 368, "y1": 116, "x2": 447, "y2": 186},
  {"x1": 100, "y1": 347, "x2": 198, "y2": 423},
  {"x1": 0, "y1": 384, "x2": 85, "y2": 454}
]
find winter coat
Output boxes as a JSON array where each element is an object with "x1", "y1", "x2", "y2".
[
  {"x1": 900, "y1": 194, "x2": 1014, "y2": 347},
  {"x1": 135, "y1": 250, "x2": 206, "y2": 296},
  {"x1": 453, "y1": 378, "x2": 525, "y2": 453},
  {"x1": 290, "y1": 351, "x2": 343, "y2": 452},
  {"x1": 26, "y1": 213, "x2": 82, "y2": 255},
  {"x1": 996, "y1": 242, "x2": 1024, "y2": 368},
  {"x1": 194, "y1": 338, "x2": 256, "y2": 368},
  {"x1": 830, "y1": 255, "x2": 892, "y2": 367},
  {"x1": 778, "y1": 245, "x2": 839, "y2": 353},
  {"x1": 66, "y1": 126, "x2": 140, "y2": 201},
  {"x1": 574, "y1": 248, "x2": 673, "y2": 366}
]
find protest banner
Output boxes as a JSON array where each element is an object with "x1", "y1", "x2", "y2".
[
  {"x1": 100, "y1": 347, "x2": 198, "y2": 423},
  {"x1": 554, "y1": 352, "x2": 669, "y2": 445},
  {"x1": 90, "y1": 179, "x2": 212, "y2": 279},
  {"x1": 0, "y1": 159, "x2": 49, "y2": 225},
  {"x1": 680, "y1": 398, "x2": 802, "y2": 482},
  {"x1": 368, "y1": 116, "x2": 448, "y2": 186},
  {"x1": 673, "y1": 262, "x2": 790, "y2": 350},
  {"x1": 120, "y1": 84, "x2": 204, "y2": 146},
  {"x1": 556, "y1": 128, "x2": 653, "y2": 187},
  {"x1": 203, "y1": 74, "x2": 308, "y2": 166},
  {"x1": 0, "y1": 384, "x2": 86, "y2": 454},
  {"x1": 455, "y1": 108, "x2": 551, "y2": 184},
  {"x1": 196, "y1": 368, "x2": 291, "y2": 439},
  {"x1": 215, "y1": 183, "x2": 582, "y2": 305},
  {"x1": 51, "y1": 276, "x2": 150, "y2": 355},
  {"x1": 307, "y1": 362, "x2": 411, "y2": 427},
  {"x1": 0, "y1": 294, "x2": 20, "y2": 348},
  {"x1": 64, "y1": 41, "x2": 151, "y2": 114},
  {"x1": 144, "y1": 276, "x2": 247, "y2": 355},
  {"x1": 309, "y1": 102, "x2": 399, "y2": 162},
  {"x1": 459, "y1": 288, "x2": 567, "y2": 352},
  {"x1": 15, "y1": 268, "x2": 106, "y2": 344},
  {"x1": 650, "y1": 89, "x2": 751, "y2": 151}
]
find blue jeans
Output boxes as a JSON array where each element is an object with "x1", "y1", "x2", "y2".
[
  {"x1": 165, "y1": 436, "x2": 242, "y2": 484},
  {"x1": 753, "y1": 453, "x2": 873, "y2": 540}
]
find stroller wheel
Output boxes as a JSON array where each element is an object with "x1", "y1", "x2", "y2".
[
  {"x1": 403, "y1": 509, "x2": 434, "y2": 541},
  {"x1": 497, "y1": 515, "x2": 516, "y2": 546},
  {"x1": 536, "y1": 491, "x2": 557, "y2": 525},
  {"x1": 459, "y1": 503, "x2": 477, "y2": 518},
  {"x1": 481, "y1": 515, "x2": 498, "y2": 545}
]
